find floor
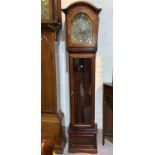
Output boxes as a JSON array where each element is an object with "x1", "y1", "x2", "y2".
[{"x1": 58, "y1": 132, "x2": 113, "y2": 155}]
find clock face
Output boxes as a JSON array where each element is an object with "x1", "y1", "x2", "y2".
[
  {"x1": 71, "y1": 13, "x2": 93, "y2": 45},
  {"x1": 41, "y1": 0, "x2": 50, "y2": 19}
]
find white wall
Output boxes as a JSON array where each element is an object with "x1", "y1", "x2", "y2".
[{"x1": 58, "y1": 0, "x2": 113, "y2": 129}]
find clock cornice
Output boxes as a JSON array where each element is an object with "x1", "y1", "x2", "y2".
[{"x1": 62, "y1": 1, "x2": 102, "y2": 14}]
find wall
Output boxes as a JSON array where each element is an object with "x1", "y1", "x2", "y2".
[{"x1": 58, "y1": 0, "x2": 113, "y2": 129}]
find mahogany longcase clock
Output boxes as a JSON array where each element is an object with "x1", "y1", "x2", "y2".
[{"x1": 62, "y1": 2, "x2": 101, "y2": 153}]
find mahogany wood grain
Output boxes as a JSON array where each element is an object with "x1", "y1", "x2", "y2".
[
  {"x1": 62, "y1": 1, "x2": 101, "y2": 53},
  {"x1": 41, "y1": 113, "x2": 66, "y2": 154},
  {"x1": 41, "y1": 31, "x2": 66, "y2": 154},
  {"x1": 68, "y1": 124, "x2": 97, "y2": 154},
  {"x1": 41, "y1": 31, "x2": 57, "y2": 113},
  {"x1": 41, "y1": 1, "x2": 66, "y2": 153},
  {"x1": 103, "y1": 83, "x2": 113, "y2": 145},
  {"x1": 62, "y1": 2, "x2": 101, "y2": 153}
]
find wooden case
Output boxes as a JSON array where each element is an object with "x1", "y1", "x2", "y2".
[
  {"x1": 62, "y1": 2, "x2": 101, "y2": 153},
  {"x1": 41, "y1": 31, "x2": 57, "y2": 113},
  {"x1": 68, "y1": 124, "x2": 97, "y2": 154},
  {"x1": 68, "y1": 53, "x2": 97, "y2": 153},
  {"x1": 62, "y1": 1, "x2": 101, "y2": 53},
  {"x1": 103, "y1": 83, "x2": 113, "y2": 144},
  {"x1": 41, "y1": 113, "x2": 66, "y2": 154},
  {"x1": 41, "y1": 0, "x2": 62, "y2": 24},
  {"x1": 41, "y1": 5, "x2": 66, "y2": 152}
]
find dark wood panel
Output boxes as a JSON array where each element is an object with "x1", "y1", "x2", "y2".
[
  {"x1": 41, "y1": 31, "x2": 66, "y2": 153},
  {"x1": 62, "y1": 1, "x2": 101, "y2": 53},
  {"x1": 70, "y1": 135, "x2": 95, "y2": 146},
  {"x1": 41, "y1": 31, "x2": 57, "y2": 113},
  {"x1": 41, "y1": 1, "x2": 66, "y2": 153},
  {"x1": 103, "y1": 83, "x2": 113, "y2": 144},
  {"x1": 68, "y1": 124, "x2": 97, "y2": 154}
]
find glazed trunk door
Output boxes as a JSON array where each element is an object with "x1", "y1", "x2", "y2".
[{"x1": 69, "y1": 54, "x2": 95, "y2": 128}]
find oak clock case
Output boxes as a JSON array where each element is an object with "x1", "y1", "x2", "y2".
[
  {"x1": 41, "y1": 0, "x2": 62, "y2": 24},
  {"x1": 41, "y1": 0, "x2": 66, "y2": 154},
  {"x1": 62, "y1": 2, "x2": 101, "y2": 154}
]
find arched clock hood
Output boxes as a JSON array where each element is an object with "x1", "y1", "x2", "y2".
[{"x1": 62, "y1": 1, "x2": 102, "y2": 14}]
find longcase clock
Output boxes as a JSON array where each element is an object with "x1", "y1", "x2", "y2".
[
  {"x1": 62, "y1": 2, "x2": 101, "y2": 153},
  {"x1": 41, "y1": 0, "x2": 66, "y2": 153}
]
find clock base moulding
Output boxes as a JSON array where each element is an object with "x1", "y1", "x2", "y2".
[
  {"x1": 41, "y1": 112, "x2": 66, "y2": 154},
  {"x1": 68, "y1": 124, "x2": 98, "y2": 154}
]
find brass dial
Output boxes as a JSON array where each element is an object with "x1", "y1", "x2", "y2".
[{"x1": 71, "y1": 13, "x2": 93, "y2": 44}]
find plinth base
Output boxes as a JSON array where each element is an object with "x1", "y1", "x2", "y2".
[
  {"x1": 41, "y1": 112, "x2": 66, "y2": 154},
  {"x1": 68, "y1": 124, "x2": 98, "y2": 154}
]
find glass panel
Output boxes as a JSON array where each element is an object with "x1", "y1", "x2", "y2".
[
  {"x1": 71, "y1": 13, "x2": 93, "y2": 45},
  {"x1": 73, "y1": 58, "x2": 92, "y2": 125},
  {"x1": 41, "y1": 0, "x2": 50, "y2": 19}
]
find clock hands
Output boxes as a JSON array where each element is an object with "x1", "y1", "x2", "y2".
[{"x1": 72, "y1": 16, "x2": 91, "y2": 43}]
